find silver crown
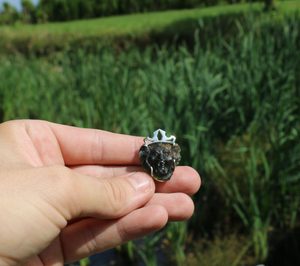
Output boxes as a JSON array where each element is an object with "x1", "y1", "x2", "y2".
[{"x1": 144, "y1": 129, "x2": 176, "y2": 146}]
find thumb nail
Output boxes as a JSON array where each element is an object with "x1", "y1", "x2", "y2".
[{"x1": 128, "y1": 173, "x2": 152, "y2": 193}]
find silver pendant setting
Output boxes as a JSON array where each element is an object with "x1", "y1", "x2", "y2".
[{"x1": 139, "y1": 129, "x2": 181, "y2": 182}]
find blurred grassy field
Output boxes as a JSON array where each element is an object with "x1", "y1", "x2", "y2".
[
  {"x1": 0, "y1": 1, "x2": 300, "y2": 265},
  {"x1": 0, "y1": 1, "x2": 298, "y2": 36},
  {"x1": 0, "y1": 1, "x2": 300, "y2": 55},
  {"x1": 0, "y1": 3, "x2": 262, "y2": 36}
]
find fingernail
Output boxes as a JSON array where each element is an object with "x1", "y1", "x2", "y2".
[{"x1": 129, "y1": 173, "x2": 151, "y2": 193}]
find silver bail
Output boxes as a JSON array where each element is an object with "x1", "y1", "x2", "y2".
[{"x1": 144, "y1": 129, "x2": 176, "y2": 146}]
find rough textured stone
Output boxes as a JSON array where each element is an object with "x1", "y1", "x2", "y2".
[{"x1": 139, "y1": 142, "x2": 181, "y2": 182}]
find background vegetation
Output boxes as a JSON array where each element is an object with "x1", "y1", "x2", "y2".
[
  {"x1": 0, "y1": 0, "x2": 278, "y2": 24},
  {"x1": 0, "y1": 0, "x2": 299, "y2": 265}
]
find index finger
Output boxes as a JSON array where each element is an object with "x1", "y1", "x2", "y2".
[{"x1": 49, "y1": 122, "x2": 144, "y2": 166}]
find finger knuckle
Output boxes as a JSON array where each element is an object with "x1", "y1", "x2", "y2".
[
  {"x1": 116, "y1": 220, "x2": 131, "y2": 242},
  {"x1": 103, "y1": 181, "x2": 126, "y2": 216},
  {"x1": 45, "y1": 165, "x2": 78, "y2": 217},
  {"x1": 82, "y1": 222, "x2": 99, "y2": 254}
]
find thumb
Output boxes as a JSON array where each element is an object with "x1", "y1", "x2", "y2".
[{"x1": 48, "y1": 166, "x2": 155, "y2": 220}]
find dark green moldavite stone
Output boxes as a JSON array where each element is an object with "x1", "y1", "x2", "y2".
[{"x1": 139, "y1": 142, "x2": 181, "y2": 182}]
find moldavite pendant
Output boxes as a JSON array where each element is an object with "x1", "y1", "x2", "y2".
[{"x1": 139, "y1": 129, "x2": 181, "y2": 182}]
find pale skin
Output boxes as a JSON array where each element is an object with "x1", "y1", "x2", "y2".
[{"x1": 0, "y1": 120, "x2": 201, "y2": 266}]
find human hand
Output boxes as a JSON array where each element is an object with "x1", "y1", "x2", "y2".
[{"x1": 0, "y1": 120, "x2": 200, "y2": 265}]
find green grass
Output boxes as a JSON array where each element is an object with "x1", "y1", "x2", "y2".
[
  {"x1": 0, "y1": 3, "x2": 262, "y2": 37},
  {"x1": 0, "y1": 1, "x2": 300, "y2": 55},
  {"x1": 1, "y1": 1, "x2": 298, "y2": 36}
]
